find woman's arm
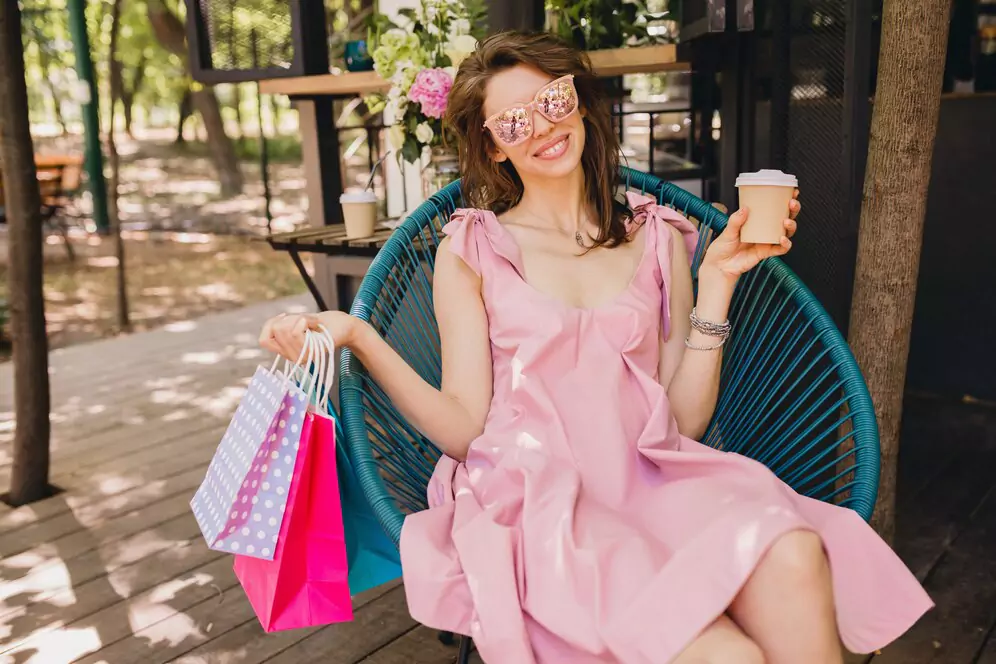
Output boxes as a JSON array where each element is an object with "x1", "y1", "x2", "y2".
[
  {"x1": 659, "y1": 199, "x2": 800, "y2": 440},
  {"x1": 659, "y1": 227, "x2": 735, "y2": 440},
  {"x1": 261, "y1": 236, "x2": 493, "y2": 461}
]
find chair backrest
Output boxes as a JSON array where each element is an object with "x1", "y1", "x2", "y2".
[{"x1": 340, "y1": 168, "x2": 881, "y2": 546}]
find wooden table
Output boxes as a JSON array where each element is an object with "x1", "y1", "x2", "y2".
[{"x1": 266, "y1": 223, "x2": 397, "y2": 311}]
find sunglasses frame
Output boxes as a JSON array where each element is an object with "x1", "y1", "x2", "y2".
[{"x1": 482, "y1": 74, "x2": 579, "y2": 147}]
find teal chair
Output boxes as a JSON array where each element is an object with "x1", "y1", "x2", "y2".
[{"x1": 338, "y1": 168, "x2": 880, "y2": 654}]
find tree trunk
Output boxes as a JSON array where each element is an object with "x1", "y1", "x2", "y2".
[
  {"x1": 176, "y1": 86, "x2": 192, "y2": 143},
  {"x1": 119, "y1": 53, "x2": 146, "y2": 138},
  {"x1": 847, "y1": 0, "x2": 951, "y2": 543},
  {"x1": 37, "y1": 44, "x2": 67, "y2": 135},
  {"x1": 108, "y1": 0, "x2": 130, "y2": 332},
  {"x1": 0, "y1": 0, "x2": 53, "y2": 505},
  {"x1": 148, "y1": 0, "x2": 243, "y2": 195},
  {"x1": 192, "y1": 88, "x2": 244, "y2": 196}
]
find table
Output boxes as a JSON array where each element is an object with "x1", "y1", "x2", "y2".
[{"x1": 266, "y1": 223, "x2": 396, "y2": 311}]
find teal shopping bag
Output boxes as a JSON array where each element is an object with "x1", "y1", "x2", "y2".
[{"x1": 326, "y1": 414, "x2": 402, "y2": 595}]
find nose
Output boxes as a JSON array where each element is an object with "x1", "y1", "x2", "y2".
[{"x1": 531, "y1": 109, "x2": 555, "y2": 140}]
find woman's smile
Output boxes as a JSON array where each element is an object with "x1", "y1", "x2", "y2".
[{"x1": 533, "y1": 134, "x2": 571, "y2": 160}]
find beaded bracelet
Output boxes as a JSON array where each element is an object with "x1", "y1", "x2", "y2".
[
  {"x1": 689, "y1": 307, "x2": 732, "y2": 339},
  {"x1": 684, "y1": 336, "x2": 727, "y2": 351}
]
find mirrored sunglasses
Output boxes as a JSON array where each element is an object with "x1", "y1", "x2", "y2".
[{"x1": 482, "y1": 75, "x2": 579, "y2": 147}]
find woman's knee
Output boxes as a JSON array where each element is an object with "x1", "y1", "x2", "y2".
[
  {"x1": 710, "y1": 637, "x2": 765, "y2": 664},
  {"x1": 763, "y1": 530, "x2": 828, "y2": 583},
  {"x1": 677, "y1": 617, "x2": 766, "y2": 664}
]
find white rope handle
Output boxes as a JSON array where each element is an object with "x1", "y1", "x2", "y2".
[
  {"x1": 269, "y1": 328, "x2": 314, "y2": 390},
  {"x1": 315, "y1": 325, "x2": 337, "y2": 413}
]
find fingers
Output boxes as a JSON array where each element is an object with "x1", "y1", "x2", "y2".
[
  {"x1": 789, "y1": 198, "x2": 801, "y2": 220},
  {"x1": 784, "y1": 217, "x2": 798, "y2": 239},
  {"x1": 722, "y1": 207, "x2": 749, "y2": 239},
  {"x1": 260, "y1": 313, "x2": 310, "y2": 360}
]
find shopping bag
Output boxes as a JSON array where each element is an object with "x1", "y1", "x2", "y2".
[
  {"x1": 234, "y1": 330, "x2": 353, "y2": 631},
  {"x1": 334, "y1": 434, "x2": 403, "y2": 594},
  {"x1": 191, "y1": 349, "x2": 313, "y2": 560}
]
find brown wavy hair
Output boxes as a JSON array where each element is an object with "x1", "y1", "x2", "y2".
[{"x1": 445, "y1": 31, "x2": 629, "y2": 247}]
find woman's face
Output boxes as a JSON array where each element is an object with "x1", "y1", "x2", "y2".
[{"x1": 482, "y1": 65, "x2": 586, "y2": 183}]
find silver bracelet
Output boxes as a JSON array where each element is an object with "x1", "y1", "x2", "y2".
[
  {"x1": 689, "y1": 307, "x2": 731, "y2": 339},
  {"x1": 684, "y1": 336, "x2": 727, "y2": 351}
]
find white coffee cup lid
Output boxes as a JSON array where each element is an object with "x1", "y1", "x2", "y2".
[
  {"x1": 735, "y1": 169, "x2": 798, "y2": 188},
  {"x1": 340, "y1": 189, "x2": 378, "y2": 203}
]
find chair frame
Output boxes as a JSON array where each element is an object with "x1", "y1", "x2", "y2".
[{"x1": 339, "y1": 167, "x2": 880, "y2": 545}]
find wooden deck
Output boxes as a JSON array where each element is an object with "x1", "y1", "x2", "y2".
[{"x1": 0, "y1": 295, "x2": 994, "y2": 663}]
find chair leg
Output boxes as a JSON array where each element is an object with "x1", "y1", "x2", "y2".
[
  {"x1": 437, "y1": 630, "x2": 455, "y2": 646},
  {"x1": 457, "y1": 635, "x2": 473, "y2": 664}
]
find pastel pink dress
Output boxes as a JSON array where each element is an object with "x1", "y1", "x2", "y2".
[{"x1": 400, "y1": 193, "x2": 932, "y2": 663}]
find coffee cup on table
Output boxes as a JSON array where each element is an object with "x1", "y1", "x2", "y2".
[
  {"x1": 734, "y1": 170, "x2": 798, "y2": 244},
  {"x1": 339, "y1": 190, "x2": 378, "y2": 240}
]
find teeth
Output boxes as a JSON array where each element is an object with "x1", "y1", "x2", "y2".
[{"x1": 538, "y1": 137, "x2": 566, "y2": 156}]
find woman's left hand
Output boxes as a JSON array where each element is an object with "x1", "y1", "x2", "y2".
[{"x1": 700, "y1": 190, "x2": 800, "y2": 285}]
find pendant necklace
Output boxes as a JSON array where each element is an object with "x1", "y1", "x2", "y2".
[{"x1": 575, "y1": 231, "x2": 585, "y2": 247}]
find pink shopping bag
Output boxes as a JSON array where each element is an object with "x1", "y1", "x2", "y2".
[{"x1": 234, "y1": 408, "x2": 354, "y2": 631}]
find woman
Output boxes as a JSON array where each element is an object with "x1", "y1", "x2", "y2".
[{"x1": 261, "y1": 32, "x2": 931, "y2": 664}]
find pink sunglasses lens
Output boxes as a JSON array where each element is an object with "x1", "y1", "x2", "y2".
[
  {"x1": 537, "y1": 79, "x2": 577, "y2": 121},
  {"x1": 491, "y1": 106, "x2": 533, "y2": 145}
]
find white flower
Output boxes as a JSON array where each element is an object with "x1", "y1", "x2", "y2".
[
  {"x1": 449, "y1": 18, "x2": 471, "y2": 36},
  {"x1": 415, "y1": 122, "x2": 434, "y2": 144},
  {"x1": 445, "y1": 34, "x2": 478, "y2": 69},
  {"x1": 426, "y1": 21, "x2": 440, "y2": 35},
  {"x1": 384, "y1": 95, "x2": 408, "y2": 123}
]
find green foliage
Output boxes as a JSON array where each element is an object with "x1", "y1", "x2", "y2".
[{"x1": 545, "y1": 0, "x2": 672, "y2": 50}]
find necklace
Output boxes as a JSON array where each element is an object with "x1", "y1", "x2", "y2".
[{"x1": 575, "y1": 231, "x2": 585, "y2": 247}]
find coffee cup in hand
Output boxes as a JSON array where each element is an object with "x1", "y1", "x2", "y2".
[
  {"x1": 735, "y1": 170, "x2": 798, "y2": 244},
  {"x1": 340, "y1": 190, "x2": 378, "y2": 239}
]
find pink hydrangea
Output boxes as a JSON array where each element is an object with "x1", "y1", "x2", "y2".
[{"x1": 407, "y1": 68, "x2": 453, "y2": 119}]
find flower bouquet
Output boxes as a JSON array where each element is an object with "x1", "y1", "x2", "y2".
[{"x1": 367, "y1": 0, "x2": 487, "y2": 165}]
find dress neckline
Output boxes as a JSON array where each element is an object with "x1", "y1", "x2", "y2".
[{"x1": 482, "y1": 209, "x2": 654, "y2": 313}]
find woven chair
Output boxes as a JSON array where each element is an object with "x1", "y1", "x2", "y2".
[{"x1": 338, "y1": 168, "x2": 880, "y2": 659}]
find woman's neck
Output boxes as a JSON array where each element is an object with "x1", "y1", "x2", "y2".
[{"x1": 516, "y1": 164, "x2": 587, "y2": 233}]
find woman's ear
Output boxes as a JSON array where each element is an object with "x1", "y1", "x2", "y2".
[{"x1": 492, "y1": 150, "x2": 508, "y2": 164}]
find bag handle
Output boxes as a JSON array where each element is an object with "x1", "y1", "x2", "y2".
[{"x1": 315, "y1": 325, "x2": 336, "y2": 413}]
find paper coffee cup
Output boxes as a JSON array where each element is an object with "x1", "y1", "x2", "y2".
[
  {"x1": 735, "y1": 170, "x2": 798, "y2": 244},
  {"x1": 340, "y1": 190, "x2": 378, "y2": 240}
]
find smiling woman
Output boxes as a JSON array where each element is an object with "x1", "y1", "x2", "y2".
[{"x1": 261, "y1": 30, "x2": 931, "y2": 664}]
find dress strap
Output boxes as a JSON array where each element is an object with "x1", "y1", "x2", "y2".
[
  {"x1": 625, "y1": 191, "x2": 700, "y2": 339},
  {"x1": 441, "y1": 208, "x2": 526, "y2": 278}
]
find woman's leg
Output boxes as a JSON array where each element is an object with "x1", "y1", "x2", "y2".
[
  {"x1": 729, "y1": 530, "x2": 843, "y2": 664},
  {"x1": 672, "y1": 615, "x2": 765, "y2": 664}
]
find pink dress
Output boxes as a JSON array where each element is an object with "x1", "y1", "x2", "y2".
[{"x1": 400, "y1": 193, "x2": 932, "y2": 663}]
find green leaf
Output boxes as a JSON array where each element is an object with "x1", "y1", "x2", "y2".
[{"x1": 401, "y1": 135, "x2": 421, "y2": 164}]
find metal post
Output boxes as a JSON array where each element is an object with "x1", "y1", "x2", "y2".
[{"x1": 66, "y1": 0, "x2": 109, "y2": 233}]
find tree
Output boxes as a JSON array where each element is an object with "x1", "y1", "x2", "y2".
[
  {"x1": 147, "y1": 0, "x2": 244, "y2": 196},
  {"x1": 107, "y1": 0, "x2": 130, "y2": 331},
  {"x1": 0, "y1": 0, "x2": 53, "y2": 505},
  {"x1": 848, "y1": 0, "x2": 951, "y2": 542}
]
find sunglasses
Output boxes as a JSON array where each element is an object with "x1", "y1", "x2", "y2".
[{"x1": 482, "y1": 75, "x2": 579, "y2": 147}]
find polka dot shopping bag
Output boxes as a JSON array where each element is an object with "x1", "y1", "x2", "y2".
[
  {"x1": 190, "y1": 330, "x2": 324, "y2": 561},
  {"x1": 232, "y1": 329, "x2": 353, "y2": 630}
]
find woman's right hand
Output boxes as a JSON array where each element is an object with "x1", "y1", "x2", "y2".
[{"x1": 258, "y1": 310, "x2": 363, "y2": 362}]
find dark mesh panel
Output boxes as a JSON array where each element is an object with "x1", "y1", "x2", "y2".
[
  {"x1": 779, "y1": 0, "x2": 851, "y2": 327},
  {"x1": 198, "y1": 0, "x2": 295, "y2": 72}
]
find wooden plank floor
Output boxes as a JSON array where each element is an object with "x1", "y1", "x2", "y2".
[{"x1": 0, "y1": 296, "x2": 993, "y2": 663}]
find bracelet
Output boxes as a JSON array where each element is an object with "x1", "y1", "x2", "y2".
[
  {"x1": 684, "y1": 336, "x2": 727, "y2": 351},
  {"x1": 689, "y1": 307, "x2": 731, "y2": 339}
]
